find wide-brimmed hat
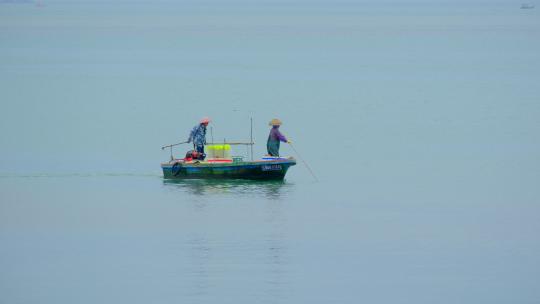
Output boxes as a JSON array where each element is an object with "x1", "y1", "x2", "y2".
[
  {"x1": 269, "y1": 118, "x2": 282, "y2": 126},
  {"x1": 200, "y1": 117, "x2": 211, "y2": 124}
]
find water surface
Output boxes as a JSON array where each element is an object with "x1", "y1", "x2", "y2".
[{"x1": 1, "y1": 1, "x2": 539, "y2": 303}]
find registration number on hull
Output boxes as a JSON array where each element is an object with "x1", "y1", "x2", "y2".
[{"x1": 262, "y1": 164, "x2": 282, "y2": 171}]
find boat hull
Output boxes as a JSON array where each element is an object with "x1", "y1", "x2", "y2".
[{"x1": 161, "y1": 159, "x2": 296, "y2": 180}]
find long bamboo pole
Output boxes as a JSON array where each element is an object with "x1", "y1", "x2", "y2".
[
  {"x1": 161, "y1": 141, "x2": 188, "y2": 150},
  {"x1": 206, "y1": 142, "x2": 254, "y2": 146}
]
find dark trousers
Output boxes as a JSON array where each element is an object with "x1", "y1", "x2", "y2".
[
  {"x1": 195, "y1": 144, "x2": 205, "y2": 154},
  {"x1": 267, "y1": 139, "x2": 280, "y2": 156}
]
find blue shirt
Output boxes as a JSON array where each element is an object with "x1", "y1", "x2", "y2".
[{"x1": 188, "y1": 124, "x2": 207, "y2": 146}]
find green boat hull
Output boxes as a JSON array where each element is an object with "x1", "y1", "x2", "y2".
[{"x1": 161, "y1": 159, "x2": 296, "y2": 180}]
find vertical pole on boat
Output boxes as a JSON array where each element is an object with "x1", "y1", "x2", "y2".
[
  {"x1": 250, "y1": 117, "x2": 254, "y2": 161},
  {"x1": 210, "y1": 126, "x2": 214, "y2": 144},
  {"x1": 169, "y1": 146, "x2": 173, "y2": 161}
]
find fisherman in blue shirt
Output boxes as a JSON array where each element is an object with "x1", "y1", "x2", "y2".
[{"x1": 188, "y1": 117, "x2": 210, "y2": 156}]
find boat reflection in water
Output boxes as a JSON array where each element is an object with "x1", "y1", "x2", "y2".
[
  {"x1": 162, "y1": 178, "x2": 293, "y2": 200},
  {"x1": 162, "y1": 178, "x2": 293, "y2": 301}
]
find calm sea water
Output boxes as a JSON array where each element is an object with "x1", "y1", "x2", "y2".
[{"x1": 1, "y1": 1, "x2": 539, "y2": 303}]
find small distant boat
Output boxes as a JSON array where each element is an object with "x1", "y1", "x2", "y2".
[{"x1": 521, "y1": 3, "x2": 535, "y2": 9}]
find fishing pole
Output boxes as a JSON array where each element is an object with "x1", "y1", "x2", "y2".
[{"x1": 288, "y1": 143, "x2": 318, "y2": 182}]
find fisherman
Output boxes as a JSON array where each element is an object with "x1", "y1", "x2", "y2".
[
  {"x1": 187, "y1": 117, "x2": 210, "y2": 157},
  {"x1": 267, "y1": 118, "x2": 291, "y2": 157}
]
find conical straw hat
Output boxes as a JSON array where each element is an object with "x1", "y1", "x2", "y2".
[{"x1": 269, "y1": 118, "x2": 282, "y2": 126}]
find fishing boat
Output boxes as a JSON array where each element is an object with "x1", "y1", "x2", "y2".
[
  {"x1": 161, "y1": 143, "x2": 296, "y2": 180},
  {"x1": 161, "y1": 157, "x2": 296, "y2": 180}
]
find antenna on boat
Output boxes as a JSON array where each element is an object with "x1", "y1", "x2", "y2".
[
  {"x1": 250, "y1": 117, "x2": 254, "y2": 161},
  {"x1": 210, "y1": 126, "x2": 214, "y2": 144}
]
